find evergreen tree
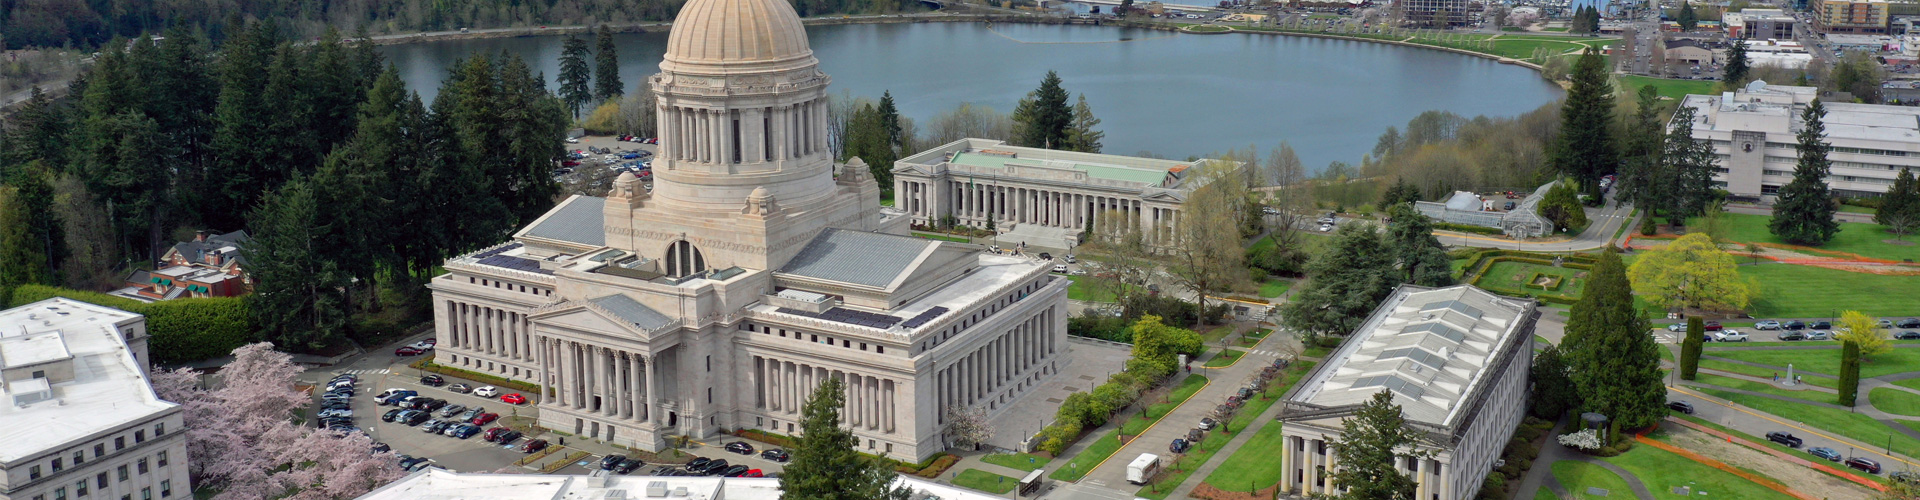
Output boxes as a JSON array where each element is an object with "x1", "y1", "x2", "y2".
[
  {"x1": 207, "y1": 22, "x2": 285, "y2": 230},
  {"x1": 0, "y1": 87, "x2": 71, "y2": 172},
  {"x1": 1561, "y1": 249, "x2": 1666, "y2": 430},
  {"x1": 1678, "y1": 2, "x2": 1699, "y2": 31},
  {"x1": 0, "y1": 186, "x2": 52, "y2": 292},
  {"x1": 1617, "y1": 86, "x2": 1664, "y2": 210},
  {"x1": 779, "y1": 377, "x2": 907, "y2": 500},
  {"x1": 1660, "y1": 106, "x2": 1719, "y2": 226},
  {"x1": 1064, "y1": 94, "x2": 1104, "y2": 153},
  {"x1": 594, "y1": 26, "x2": 624, "y2": 102},
  {"x1": 5, "y1": 163, "x2": 62, "y2": 284},
  {"x1": 1378, "y1": 177, "x2": 1421, "y2": 209},
  {"x1": 1282, "y1": 223, "x2": 1394, "y2": 341},
  {"x1": 1838, "y1": 340, "x2": 1860, "y2": 406},
  {"x1": 876, "y1": 91, "x2": 902, "y2": 149},
  {"x1": 844, "y1": 104, "x2": 898, "y2": 188},
  {"x1": 244, "y1": 176, "x2": 353, "y2": 351},
  {"x1": 1530, "y1": 345, "x2": 1578, "y2": 419},
  {"x1": 1723, "y1": 38, "x2": 1751, "y2": 87},
  {"x1": 1328, "y1": 390, "x2": 1423, "y2": 500},
  {"x1": 306, "y1": 29, "x2": 368, "y2": 153},
  {"x1": 1011, "y1": 71, "x2": 1073, "y2": 149},
  {"x1": 1679, "y1": 316, "x2": 1704, "y2": 380},
  {"x1": 1875, "y1": 168, "x2": 1920, "y2": 234},
  {"x1": 1770, "y1": 100, "x2": 1840, "y2": 245},
  {"x1": 1548, "y1": 47, "x2": 1618, "y2": 198},
  {"x1": 146, "y1": 27, "x2": 219, "y2": 221},
  {"x1": 559, "y1": 35, "x2": 594, "y2": 119},
  {"x1": 1385, "y1": 205, "x2": 1454, "y2": 287}
]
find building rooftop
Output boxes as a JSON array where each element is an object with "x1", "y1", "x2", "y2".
[
  {"x1": 901, "y1": 139, "x2": 1215, "y2": 188},
  {"x1": 519, "y1": 195, "x2": 608, "y2": 247},
  {"x1": 358, "y1": 469, "x2": 1010, "y2": 500},
  {"x1": 780, "y1": 229, "x2": 942, "y2": 288},
  {"x1": 1286, "y1": 285, "x2": 1533, "y2": 426},
  {"x1": 754, "y1": 252, "x2": 1048, "y2": 337},
  {"x1": 588, "y1": 294, "x2": 677, "y2": 331},
  {"x1": 0, "y1": 298, "x2": 173, "y2": 463},
  {"x1": 947, "y1": 152, "x2": 1173, "y2": 185},
  {"x1": 1681, "y1": 82, "x2": 1920, "y2": 142}
]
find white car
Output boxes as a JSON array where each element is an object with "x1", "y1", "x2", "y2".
[
  {"x1": 1319, "y1": 224, "x2": 1334, "y2": 232},
  {"x1": 407, "y1": 340, "x2": 435, "y2": 351},
  {"x1": 1053, "y1": 265, "x2": 1069, "y2": 273},
  {"x1": 474, "y1": 386, "x2": 501, "y2": 398},
  {"x1": 1712, "y1": 330, "x2": 1749, "y2": 342}
]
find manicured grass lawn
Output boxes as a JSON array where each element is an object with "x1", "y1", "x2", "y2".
[
  {"x1": 1155, "y1": 361, "x2": 1318, "y2": 498},
  {"x1": 1302, "y1": 345, "x2": 1331, "y2": 358},
  {"x1": 1476, "y1": 260, "x2": 1589, "y2": 299},
  {"x1": 1200, "y1": 421, "x2": 1287, "y2": 493},
  {"x1": 1685, "y1": 212, "x2": 1920, "y2": 262},
  {"x1": 1896, "y1": 378, "x2": 1920, "y2": 392},
  {"x1": 1257, "y1": 279, "x2": 1292, "y2": 298},
  {"x1": 1697, "y1": 358, "x2": 1837, "y2": 389},
  {"x1": 911, "y1": 231, "x2": 970, "y2": 243},
  {"x1": 1535, "y1": 334, "x2": 1552, "y2": 346},
  {"x1": 1066, "y1": 276, "x2": 1121, "y2": 303},
  {"x1": 1205, "y1": 348, "x2": 1244, "y2": 368},
  {"x1": 1617, "y1": 75, "x2": 1717, "y2": 100},
  {"x1": 1602, "y1": 439, "x2": 1800, "y2": 500},
  {"x1": 981, "y1": 453, "x2": 1051, "y2": 472},
  {"x1": 1533, "y1": 488, "x2": 1559, "y2": 500},
  {"x1": 1695, "y1": 387, "x2": 1920, "y2": 458},
  {"x1": 1551, "y1": 460, "x2": 1634, "y2": 499},
  {"x1": 1710, "y1": 347, "x2": 1920, "y2": 379},
  {"x1": 1052, "y1": 375, "x2": 1208, "y2": 482},
  {"x1": 1737, "y1": 263, "x2": 1920, "y2": 318},
  {"x1": 953, "y1": 469, "x2": 1017, "y2": 494},
  {"x1": 1839, "y1": 204, "x2": 1878, "y2": 214},
  {"x1": 1689, "y1": 373, "x2": 1824, "y2": 401},
  {"x1": 1869, "y1": 388, "x2": 1920, "y2": 417}
]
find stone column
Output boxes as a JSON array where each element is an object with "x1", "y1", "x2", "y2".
[
  {"x1": 535, "y1": 337, "x2": 549, "y2": 404},
  {"x1": 1281, "y1": 436, "x2": 1296, "y2": 492},
  {"x1": 646, "y1": 355, "x2": 662, "y2": 426},
  {"x1": 884, "y1": 379, "x2": 896, "y2": 433}
]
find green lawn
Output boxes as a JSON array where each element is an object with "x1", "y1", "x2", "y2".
[
  {"x1": 1697, "y1": 358, "x2": 1837, "y2": 389},
  {"x1": 1066, "y1": 276, "x2": 1121, "y2": 303},
  {"x1": 1695, "y1": 387, "x2": 1920, "y2": 458},
  {"x1": 1148, "y1": 361, "x2": 1318, "y2": 498},
  {"x1": 1476, "y1": 260, "x2": 1589, "y2": 299},
  {"x1": 1257, "y1": 279, "x2": 1292, "y2": 298},
  {"x1": 1052, "y1": 375, "x2": 1209, "y2": 482},
  {"x1": 1870, "y1": 388, "x2": 1920, "y2": 417},
  {"x1": 1737, "y1": 263, "x2": 1920, "y2": 318},
  {"x1": 981, "y1": 453, "x2": 1051, "y2": 472},
  {"x1": 1660, "y1": 345, "x2": 1674, "y2": 363},
  {"x1": 1205, "y1": 348, "x2": 1244, "y2": 368},
  {"x1": 1199, "y1": 421, "x2": 1288, "y2": 493},
  {"x1": 911, "y1": 231, "x2": 970, "y2": 243},
  {"x1": 1709, "y1": 347, "x2": 1920, "y2": 379},
  {"x1": 953, "y1": 469, "x2": 1017, "y2": 494},
  {"x1": 1302, "y1": 345, "x2": 1331, "y2": 359},
  {"x1": 1551, "y1": 460, "x2": 1634, "y2": 499},
  {"x1": 1896, "y1": 378, "x2": 1920, "y2": 392},
  {"x1": 1688, "y1": 373, "x2": 1825, "y2": 401},
  {"x1": 1684, "y1": 212, "x2": 1920, "y2": 262},
  {"x1": 1839, "y1": 204, "x2": 1878, "y2": 214},
  {"x1": 1616, "y1": 75, "x2": 1717, "y2": 100},
  {"x1": 1602, "y1": 439, "x2": 1801, "y2": 500}
]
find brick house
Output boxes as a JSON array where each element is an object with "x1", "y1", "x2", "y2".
[{"x1": 111, "y1": 230, "x2": 252, "y2": 302}]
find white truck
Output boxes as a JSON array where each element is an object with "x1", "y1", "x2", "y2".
[{"x1": 1126, "y1": 453, "x2": 1161, "y2": 485}]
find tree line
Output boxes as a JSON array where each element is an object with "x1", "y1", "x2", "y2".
[{"x1": 0, "y1": 25, "x2": 568, "y2": 353}]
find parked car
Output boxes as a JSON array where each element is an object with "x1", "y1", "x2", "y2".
[
  {"x1": 519, "y1": 439, "x2": 549, "y2": 453},
  {"x1": 471, "y1": 413, "x2": 499, "y2": 426},
  {"x1": 719, "y1": 465, "x2": 751, "y2": 477},
  {"x1": 420, "y1": 420, "x2": 447, "y2": 433},
  {"x1": 1198, "y1": 417, "x2": 1217, "y2": 431},
  {"x1": 438, "y1": 404, "x2": 467, "y2": 418},
  {"x1": 740, "y1": 469, "x2": 765, "y2": 478},
  {"x1": 474, "y1": 386, "x2": 501, "y2": 398},
  {"x1": 420, "y1": 374, "x2": 445, "y2": 386},
  {"x1": 1169, "y1": 438, "x2": 1191, "y2": 453},
  {"x1": 398, "y1": 456, "x2": 430, "y2": 470},
  {"x1": 1755, "y1": 320, "x2": 1782, "y2": 330},
  {"x1": 761, "y1": 449, "x2": 790, "y2": 462},
  {"x1": 700, "y1": 459, "x2": 731, "y2": 475},
  {"x1": 1777, "y1": 331, "x2": 1807, "y2": 341},
  {"x1": 1879, "y1": 319, "x2": 1895, "y2": 329},
  {"x1": 1703, "y1": 321, "x2": 1723, "y2": 331},
  {"x1": 1767, "y1": 431, "x2": 1804, "y2": 448},
  {"x1": 1713, "y1": 330, "x2": 1749, "y2": 342},
  {"x1": 501, "y1": 393, "x2": 528, "y2": 405},
  {"x1": 1666, "y1": 401, "x2": 1695, "y2": 414},
  {"x1": 1898, "y1": 331, "x2": 1920, "y2": 340},
  {"x1": 1666, "y1": 323, "x2": 1687, "y2": 332},
  {"x1": 448, "y1": 383, "x2": 473, "y2": 394},
  {"x1": 1811, "y1": 321, "x2": 1833, "y2": 331},
  {"x1": 494, "y1": 430, "x2": 523, "y2": 445},
  {"x1": 318, "y1": 409, "x2": 353, "y2": 418},
  {"x1": 601, "y1": 455, "x2": 628, "y2": 470},
  {"x1": 1785, "y1": 320, "x2": 1807, "y2": 330},
  {"x1": 457, "y1": 407, "x2": 484, "y2": 421},
  {"x1": 402, "y1": 411, "x2": 430, "y2": 426},
  {"x1": 687, "y1": 457, "x2": 712, "y2": 471},
  {"x1": 1847, "y1": 457, "x2": 1882, "y2": 474},
  {"x1": 452, "y1": 424, "x2": 483, "y2": 439},
  {"x1": 1806, "y1": 330, "x2": 1833, "y2": 341},
  {"x1": 483, "y1": 427, "x2": 511, "y2": 442},
  {"x1": 395, "y1": 346, "x2": 427, "y2": 356},
  {"x1": 383, "y1": 409, "x2": 406, "y2": 422},
  {"x1": 726, "y1": 442, "x2": 755, "y2": 454},
  {"x1": 1807, "y1": 447, "x2": 1842, "y2": 461},
  {"x1": 1898, "y1": 318, "x2": 1920, "y2": 329},
  {"x1": 616, "y1": 459, "x2": 644, "y2": 474}
]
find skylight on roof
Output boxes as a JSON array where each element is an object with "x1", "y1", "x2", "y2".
[
  {"x1": 1403, "y1": 322, "x2": 1466, "y2": 343},
  {"x1": 1419, "y1": 299, "x2": 1483, "y2": 319}
]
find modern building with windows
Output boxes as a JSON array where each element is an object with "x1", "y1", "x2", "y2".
[
  {"x1": 428, "y1": 0, "x2": 1069, "y2": 462},
  {"x1": 1725, "y1": 9, "x2": 1802, "y2": 40},
  {"x1": 1277, "y1": 285, "x2": 1537, "y2": 500},
  {"x1": 1677, "y1": 82, "x2": 1920, "y2": 199},
  {"x1": 1812, "y1": 0, "x2": 1889, "y2": 33},
  {"x1": 891, "y1": 139, "x2": 1242, "y2": 250},
  {"x1": 1397, "y1": 0, "x2": 1469, "y2": 28},
  {"x1": 0, "y1": 298, "x2": 188, "y2": 500}
]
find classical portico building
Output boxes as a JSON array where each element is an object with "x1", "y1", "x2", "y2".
[
  {"x1": 427, "y1": 0, "x2": 1069, "y2": 462},
  {"x1": 892, "y1": 139, "x2": 1242, "y2": 249}
]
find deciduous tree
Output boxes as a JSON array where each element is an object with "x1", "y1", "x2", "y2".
[
  {"x1": 1166, "y1": 160, "x2": 1249, "y2": 323},
  {"x1": 1530, "y1": 345, "x2": 1577, "y2": 419},
  {"x1": 943, "y1": 405, "x2": 993, "y2": 450},
  {"x1": 1836, "y1": 310, "x2": 1891, "y2": 359},
  {"x1": 780, "y1": 377, "x2": 908, "y2": 500},
  {"x1": 1771, "y1": 100, "x2": 1840, "y2": 245},
  {"x1": 1329, "y1": 390, "x2": 1424, "y2": 500},
  {"x1": 1628, "y1": 233, "x2": 1753, "y2": 312}
]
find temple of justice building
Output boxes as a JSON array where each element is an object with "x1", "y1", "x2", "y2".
[
  {"x1": 427, "y1": 0, "x2": 1069, "y2": 461},
  {"x1": 1277, "y1": 285, "x2": 1537, "y2": 500},
  {"x1": 891, "y1": 139, "x2": 1242, "y2": 249}
]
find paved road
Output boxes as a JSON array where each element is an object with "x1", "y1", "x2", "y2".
[
  {"x1": 1438, "y1": 193, "x2": 1636, "y2": 252},
  {"x1": 1666, "y1": 384, "x2": 1920, "y2": 472}
]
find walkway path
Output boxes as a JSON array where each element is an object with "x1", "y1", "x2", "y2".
[{"x1": 1515, "y1": 417, "x2": 1654, "y2": 500}]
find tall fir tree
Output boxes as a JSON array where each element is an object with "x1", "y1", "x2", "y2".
[
  {"x1": 559, "y1": 35, "x2": 594, "y2": 119},
  {"x1": 1679, "y1": 316, "x2": 1704, "y2": 380},
  {"x1": 208, "y1": 22, "x2": 285, "y2": 230},
  {"x1": 1549, "y1": 47, "x2": 1618, "y2": 198},
  {"x1": 1530, "y1": 345, "x2": 1578, "y2": 419},
  {"x1": 1678, "y1": 2, "x2": 1699, "y2": 31},
  {"x1": 1838, "y1": 340, "x2": 1860, "y2": 406},
  {"x1": 1385, "y1": 205, "x2": 1454, "y2": 287},
  {"x1": 594, "y1": 26, "x2": 624, "y2": 102},
  {"x1": 1282, "y1": 223, "x2": 1395, "y2": 341},
  {"x1": 844, "y1": 104, "x2": 898, "y2": 188},
  {"x1": 1874, "y1": 168, "x2": 1919, "y2": 234},
  {"x1": 1770, "y1": 100, "x2": 1840, "y2": 245},
  {"x1": 1723, "y1": 37, "x2": 1751, "y2": 87},
  {"x1": 1064, "y1": 94, "x2": 1104, "y2": 153},
  {"x1": 779, "y1": 377, "x2": 907, "y2": 500},
  {"x1": 876, "y1": 91, "x2": 902, "y2": 149},
  {"x1": 1329, "y1": 390, "x2": 1424, "y2": 500},
  {"x1": 5, "y1": 162, "x2": 63, "y2": 283},
  {"x1": 1012, "y1": 71, "x2": 1073, "y2": 149},
  {"x1": 1617, "y1": 86, "x2": 1664, "y2": 210},
  {"x1": 0, "y1": 186, "x2": 52, "y2": 292},
  {"x1": 244, "y1": 176, "x2": 354, "y2": 351},
  {"x1": 1660, "y1": 106, "x2": 1719, "y2": 226},
  {"x1": 1561, "y1": 249, "x2": 1667, "y2": 430}
]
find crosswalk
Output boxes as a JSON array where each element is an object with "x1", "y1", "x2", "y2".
[
  {"x1": 335, "y1": 368, "x2": 391, "y2": 375},
  {"x1": 1650, "y1": 332, "x2": 1680, "y2": 344},
  {"x1": 1245, "y1": 349, "x2": 1289, "y2": 358}
]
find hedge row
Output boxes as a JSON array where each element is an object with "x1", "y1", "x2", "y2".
[
  {"x1": 731, "y1": 429, "x2": 957, "y2": 477},
  {"x1": 1458, "y1": 250, "x2": 1596, "y2": 281},
  {"x1": 8, "y1": 284, "x2": 253, "y2": 365},
  {"x1": 410, "y1": 358, "x2": 543, "y2": 394}
]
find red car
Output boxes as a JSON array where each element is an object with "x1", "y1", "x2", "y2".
[
  {"x1": 500, "y1": 393, "x2": 528, "y2": 405},
  {"x1": 519, "y1": 439, "x2": 549, "y2": 453},
  {"x1": 741, "y1": 469, "x2": 764, "y2": 478},
  {"x1": 471, "y1": 412, "x2": 499, "y2": 425},
  {"x1": 394, "y1": 346, "x2": 426, "y2": 356}
]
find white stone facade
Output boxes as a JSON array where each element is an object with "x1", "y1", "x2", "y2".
[
  {"x1": 1679, "y1": 82, "x2": 1920, "y2": 199},
  {"x1": 428, "y1": 0, "x2": 1069, "y2": 462}
]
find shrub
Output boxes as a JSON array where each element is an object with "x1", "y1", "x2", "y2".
[
  {"x1": 10, "y1": 284, "x2": 253, "y2": 365},
  {"x1": 1435, "y1": 222, "x2": 1505, "y2": 235},
  {"x1": 916, "y1": 454, "x2": 959, "y2": 478},
  {"x1": 411, "y1": 359, "x2": 542, "y2": 394},
  {"x1": 734, "y1": 429, "x2": 796, "y2": 448}
]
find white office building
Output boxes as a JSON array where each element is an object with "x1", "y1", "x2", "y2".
[
  {"x1": 1679, "y1": 81, "x2": 1920, "y2": 199},
  {"x1": 0, "y1": 298, "x2": 189, "y2": 500},
  {"x1": 1277, "y1": 285, "x2": 1537, "y2": 500}
]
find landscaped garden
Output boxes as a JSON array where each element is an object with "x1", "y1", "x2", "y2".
[
  {"x1": 953, "y1": 469, "x2": 1017, "y2": 494},
  {"x1": 981, "y1": 452, "x2": 1051, "y2": 472},
  {"x1": 1141, "y1": 361, "x2": 1316, "y2": 499},
  {"x1": 1477, "y1": 260, "x2": 1588, "y2": 298},
  {"x1": 1603, "y1": 438, "x2": 1801, "y2": 500},
  {"x1": 1869, "y1": 388, "x2": 1920, "y2": 417},
  {"x1": 1551, "y1": 460, "x2": 1634, "y2": 499},
  {"x1": 1050, "y1": 374, "x2": 1209, "y2": 482}
]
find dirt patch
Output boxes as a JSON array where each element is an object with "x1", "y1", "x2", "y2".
[
  {"x1": 1663, "y1": 427, "x2": 1877, "y2": 500},
  {"x1": 1883, "y1": 239, "x2": 1915, "y2": 246}
]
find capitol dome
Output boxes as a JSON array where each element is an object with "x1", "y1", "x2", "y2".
[{"x1": 663, "y1": 0, "x2": 813, "y2": 69}]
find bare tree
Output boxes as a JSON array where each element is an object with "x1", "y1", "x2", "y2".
[
  {"x1": 614, "y1": 88, "x2": 658, "y2": 139},
  {"x1": 922, "y1": 102, "x2": 1015, "y2": 146},
  {"x1": 828, "y1": 90, "x2": 876, "y2": 161},
  {"x1": 1166, "y1": 158, "x2": 1252, "y2": 326},
  {"x1": 1083, "y1": 210, "x2": 1154, "y2": 308}
]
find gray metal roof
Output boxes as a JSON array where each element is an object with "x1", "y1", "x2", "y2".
[
  {"x1": 522, "y1": 196, "x2": 606, "y2": 247},
  {"x1": 779, "y1": 229, "x2": 937, "y2": 288},
  {"x1": 588, "y1": 295, "x2": 675, "y2": 331}
]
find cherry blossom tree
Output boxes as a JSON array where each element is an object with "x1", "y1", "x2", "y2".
[{"x1": 943, "y1": 405, "x2": 993, "y2": 450}]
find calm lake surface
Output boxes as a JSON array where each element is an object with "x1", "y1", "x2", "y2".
[{"x1": 380, "y1": 22, "x2": 1561, "y2": 169}]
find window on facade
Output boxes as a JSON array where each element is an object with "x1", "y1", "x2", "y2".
[
  {"x1": 75, "y1": 451, "x2": 85, "y2": 465},
  {"x1": 706, "y1": 356, "x2": 711, "y2": 371},
  {"x1": 95, "y1": 444, "x2": 104, "y2": 458},
  {"x1": 157, "y1": 452, "x2": 168, "y2": 467},
  {"x1": 97, "y1": 473, "x2": 108, "y2": 489},
  {"x1": 33, "y1": 369, "x2": 46, "y2": 378},
  {"x1": 142, "y1": 488, "x2": 151, "y2": 500},
  {"x1": 54, "y1": 457, "x2": 64, "y2": 472},
  {"x1": 877, "y1": 346, "x2": 885, "y2": 354},
  {"x1": 860, "y1": 343, "x2": 867, "y2": 351},
  {"x1": 31, "y1": 465, "x2": 42, "y2": 480},
  {"x1": 56, "y1": 487, "x2": 67, "y2": 500},
  {"x1": 161, "y1": 481, "x2": 171, "y2": 498},
  {"x1": 708, "y1": 388, "x2": 713, "y2": 403},
  {"x1": 154, "y1": 423, "x2": 164, "y2": 436},
  {"x1": 134, "y1": 431, "x2": 144, "y2": 443},
  {"x1": 115, "y1": 437, "x2": 124, "y2": 450},
  {"x1": 78, "y1": 480, "x2": 89, "y2": 496},
  {"x1": 117, "y1": 465, "x2": 128, "y2": 481}
]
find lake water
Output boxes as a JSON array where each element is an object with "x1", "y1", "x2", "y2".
[{"x1": 380, "y1": 22, "x2": 1561, "y2": 169}]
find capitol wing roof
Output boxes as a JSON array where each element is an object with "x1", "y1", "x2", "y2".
[
  {"x1": 779, "y1": 229, "x2": 941, "y2": 288},
  {"x1": 517, "y1": 195, "x2": 607, "y2": 248},
  {"x1": 588, "y1": 295, "x2": 676, "y2": 331}
]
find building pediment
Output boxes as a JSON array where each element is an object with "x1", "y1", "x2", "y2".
[{"x1": 530, "y1": 297, "x2": 681, "y2": 347}]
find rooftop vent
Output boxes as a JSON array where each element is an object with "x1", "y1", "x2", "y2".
[
  {"x1": 604, "y1": 490, "x2": 628, "y2": 500},
  {"x1": 646, "y1": 481, "x2": 668, "y2": 497},
  {"x1": 671, "y1": 487, "x2": 689, "y2": 497}
]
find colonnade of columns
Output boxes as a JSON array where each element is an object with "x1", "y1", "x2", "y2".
[
  {"x1": 935, "y1": 307, "x2": 1058, "y2": 420},
  {"x1": 752, "y1": 356, "x2": 898, "y2": 433},
  {"x1": 895, "y1": 179, "x2": 1171, "y2": 238},
  {"x1": 659, "y1": 98, "x2": 829, "y2": 166},
  {"x1": 444, "y1": 300, "x2": 534, "y2": 369},
  {"x1": 539, "y1": 337, "x2": 665, "y2": 428},
  {"x1": 1282, "y1": 435, "x2": 1446, "y2": 500}
]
